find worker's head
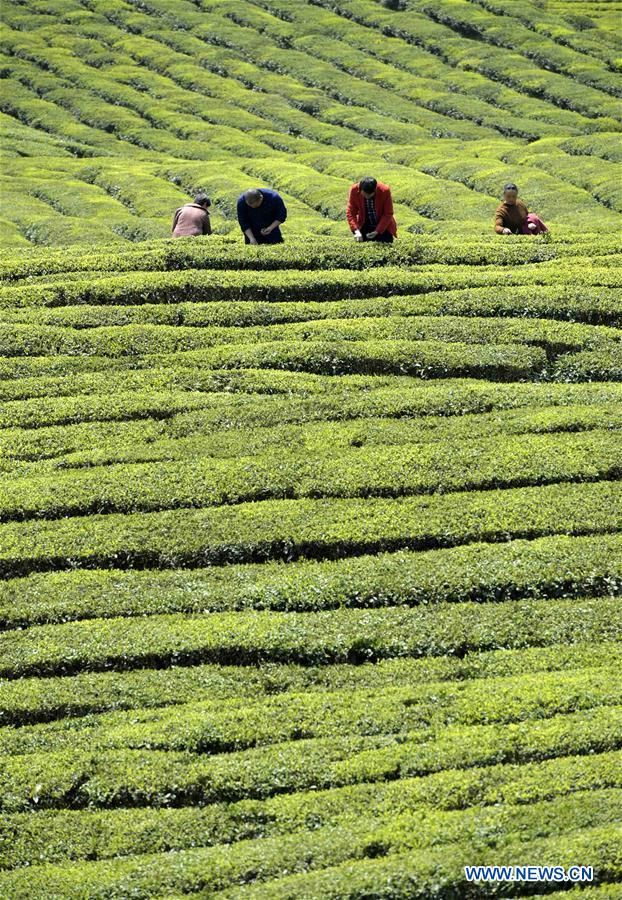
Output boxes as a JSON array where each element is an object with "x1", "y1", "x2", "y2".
[
  {"x1": 244, "y1": 189, "x2": 264, "y2": 208},
  {"x1": 194, "y1": 192, "x2": 211, "y2": 209},
  {"x1": 359, "y1": 176, "x2": 377, "y2": 198},
  {"x1": 503, "y1": 183, "x2": 518, "y2": 205}
]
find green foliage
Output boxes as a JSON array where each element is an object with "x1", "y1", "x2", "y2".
[
  {"x1": 5, "y1": 233, "x2": 620, "y2": 280},
  {"x1": 0, "y1": 636, "x2": 620, "y2": 725},
  {"x1": 3, "y1": 256, "x2": 622, "y2": 312},
  {"x1": 1, "y1": 429, "x2": 620, "y2": 522},
  {"x1": 0, "y1": 797, "x2": 620, "y2": 896},
  {"x1": 1, "y1": 510, "x2": 622, "y2": 611},
  {"x1": 208, "y1": 824, "x2": 622, "y2": 898},
  {"x1": 1, "y1": 750, "x2": 620, "y2": 866},
  {"x1": 0, "y1": 478, "x2": 620, "y2": 579},
  {"x1": 1, "y1": 0, "x2": 621, "y2": 243},
  {"x1": 1, "y1": 705, "x2": 620, "y2": 811}
]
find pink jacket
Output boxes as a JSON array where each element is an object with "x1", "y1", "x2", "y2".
[
  {"x1": 521, "y1": 213, "x2": 548, "y2": 235},
  {"x1": 172, "y1": 203, "x2": 212, "y2": 237}
]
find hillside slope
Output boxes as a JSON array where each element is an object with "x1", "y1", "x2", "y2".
[{"x1": 1, "y1": 233, "x2": 622, "y2": 895}]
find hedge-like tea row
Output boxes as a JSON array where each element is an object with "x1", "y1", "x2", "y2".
[
  {"x1": 3, "y1": 429, "x2": 619, "y2": 523},
  {"x1": 0, "y1": 334, "x2": 549, "y2": 380},
  {"x1": 287, "y1": 0, "x2": 621, "y2": 113},
  {"x1": 0, "y1": 366, "x2": 393, "y2": 429},
  {"x1": 0, "y1": 795, "x2": 619, "y2": 897},
  {"x1": 0, "y1": 232, "x2": 613, "y2": 280},
  {"x1": 206, "y1": 824, "x2": 622, "y2": 900},
  {"x1": 409, "y1": 0, "x2": 620, "y2": 96},
  {"x1": 8, "y1": 377, "x2": 621, "y2": 439},
  {"x1": 0, "y1": 479, "x2": 620, "y2": 578},
  {"x1": 1, "y1": 530, "x2": 619, "y2": 628},
  {"x1": 3, "y1": 315, "x2": 619, "y2": 358},
  {"x1": 2, "y1": 705, "x2": 620, "y2": 811},
  {"x1": 1, "y1": 640, "x2": 620, "y2": 727},
  {"x1": 3, "y1": 383, "x2": 622, "y2": 470},
  {"x1": 246, "y1": 0, "x2": 618, "y2": 128},
  {"x1": 1, "y1": 594, "x2": 618, "y2": 679},
  {"x1": 552, "y1": 345, "x2": 622, "y2": 382},
  {"x1": 2, "y1": 262, "x2": 620, "y2": 310},
  {"x1": 195, "y1": 0, "x2": 619, "y2": 123},
  {"x1": 4, "y1": 234, "x2": 618, "y2": 281},
  {"x1": 0, "y1": 365, "x2": 387, "y2": 404},
  {"x1": 3, "y1": 666, "x2": 618, "y2": 758},
  {"x1": 4, "y1": 399, "x2": 622, "y2": 483},
  {"x1": 5, "y1": 403, "x2": 622, "y2": 481},
  {"x1": 4, "y1": 372, "x2": 622, "y2": 437},
  {"x1": 3, "y1": 749, "x2": 621, "y2": 868},
  {"x1": 1, "y1": 0, "x2": 620, "y2": 258},
  {"x1": 4, "y1": 286, "x2": 621, "y2": 329},
  {"x1": 0, "y1": 390, "x2": 240, "y2": 431}
]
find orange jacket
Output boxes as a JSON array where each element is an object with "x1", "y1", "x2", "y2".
[
  {"x1": 346, "y1": 182, "x2": 397, "y2": 236},
  {"x1": 494, "y1": 199, "x2": 528, "y2": 234}
]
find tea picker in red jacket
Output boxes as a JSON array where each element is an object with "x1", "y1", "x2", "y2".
[
  {"x1": 347, "y1": 177, "x2": 397, "y2": 243},
  {"x1": 171, "y1": 192, "x2": 212, "y2": 238}
]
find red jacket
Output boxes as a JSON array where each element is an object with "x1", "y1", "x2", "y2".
[{"x1": 346, "y1": 182, "x2": 397, "y2": 236}]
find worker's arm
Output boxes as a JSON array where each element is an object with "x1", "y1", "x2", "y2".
[
  {"x1": 346, "y1": 186, "x2": 360, "y2": 233},
  {"x1": 375, "y1": 189, "x2": 394, "y2": 235},
  {"x1": 519, "y1": 200, "x2": 532, "y2": 229},
  {"x1": 260, "y1": 219, "x2": 282, "y2": 235},
  {"x1": 171, "y1": 208, "x2": 180, "y2": 234},
  {"x1": 202, "y1": 214, "x2": 212, "y2": 236},
  {"x1": 273, "y1": 193, "x2": 287, "y2": 223},
  {"x1": 237, "y1": 196, "x2": 251, "y2": 232},
  {"x1": 237, "y1": 199, "x2": 258, "y2": 244},
  {"x1": 259, "y1": 193, "x2": 287, "y2": 236},
  {"x1": 494, "y1": 207, "x2": 509, "y2": 234}
]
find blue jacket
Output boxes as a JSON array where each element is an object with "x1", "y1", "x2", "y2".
[{"x1": 237, "y1": 189, "x2": 287, "y2": 237}]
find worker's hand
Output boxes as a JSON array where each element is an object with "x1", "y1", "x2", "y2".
[
  {"x1": 260, "y1": 226, "x2": 273, "y2": 236},
  {"x1": 527, "y1": 222, "x2": 537, "y2": 230},
  {"x1": 354, "y1": 230, "x2": 364, "y2": 242},
  {"x1": 248, "y1": 236, "x2": 259, "y2": 245},
  {"x1": 502, "y1": 228, "x2": 512, "y2": 235},
  {"x1": 366, "y1": 231, "x2": 378, "y2": 240}
]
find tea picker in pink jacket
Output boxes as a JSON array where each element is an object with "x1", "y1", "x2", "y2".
[
  {"x1": 522, "y1": 213, "x2": 549, "y2": 235},
  {"x1": 172, "y1": 193, "x2": 212, "y2": 237}
]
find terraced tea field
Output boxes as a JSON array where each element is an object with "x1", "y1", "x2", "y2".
[{"x1": 1, "y1": 0, "x2": 622, "y2": 897}]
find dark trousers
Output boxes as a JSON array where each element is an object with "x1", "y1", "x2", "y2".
[
  {"x1": 244, "y1": 229, "x2": 284, "y2": 244},
  {"x1": 362, "y1": 221, "x2": 393, "y2": 243}
]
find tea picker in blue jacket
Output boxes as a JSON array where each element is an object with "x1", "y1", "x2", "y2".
[{"x1": 237, "y1": 188, "x2": 288, "y2": 244}]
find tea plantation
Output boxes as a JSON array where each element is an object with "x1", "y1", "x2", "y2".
[{"x1": 1, "y1": 0, "x2": 622, "y2": 897}]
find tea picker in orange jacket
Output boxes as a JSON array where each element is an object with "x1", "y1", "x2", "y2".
[
  {"x1": 347, "y1": 177, "x2": 397, "y2": 243},
  {"x1": 494, "y1": 183, "x2": 548, "y2": 236}
]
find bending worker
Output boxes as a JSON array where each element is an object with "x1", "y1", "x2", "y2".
[
  {"x1": 347, "y1": 176, "x2": 397, "y2": 242},
  {"x1": 237, "y1": 187, "x2": 287, "y2": 244},
  {"x1": 494, "y1": 183, "x2": 548, "y2": 235},
  {"x1": 171, "y1": 192, "x2": 212, "y2": 238}
]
